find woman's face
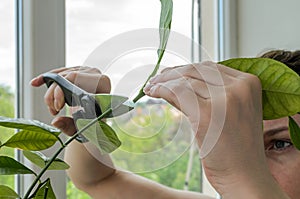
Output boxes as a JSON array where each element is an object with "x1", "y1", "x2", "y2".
[{"x1": 263, "y1": 114, "x2": 300, "y2": 199}]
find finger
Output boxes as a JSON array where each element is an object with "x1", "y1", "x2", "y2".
[
  {"x1": 30, "y1": 75, "x2": 45, "y2": 87},
  {"x1": 49, "y1": 66, "x2": 91, "y2": 74},
  {"x1": 145, "y1": 76, "x2": 211, "y2": 99},
  {"x1": 30, "y1": 66, "x2": 97, "y2": 87},
  {"x1": 53, "y1": 85, "x2": 65, "y2": 112},
  {"x1": 63, "y1": 72, "x2": 111, "y2": 94},
  {"x1": 144, "y1": 79, "x2": 208, "y2": 118},
  {"x1": 44, "y1": 83, "x2": 59, "y2": 115},
  {"x1": 160, "y1": 64, "x2": 184, "y2": 73},
  {"x1": 183, "y1": 77, "x2": 210, "y2": 99},
  {"x1": 51, "y1": 116, "x2": 77, "y2": 136},
  {"x1": 203, "y1": 61, "x2": 244, "y2": 77},
  {"x1": 30, "y1": 67, "x2": 75, "y2": 86},
  {"x1": 150, "y1": 62, "x2": 233, "y2": 86},
  {"x1": 159, "y1": 62, "x2": 244, "y2": 80}
]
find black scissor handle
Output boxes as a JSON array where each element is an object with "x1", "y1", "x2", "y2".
[{"x1": 42, "y1": 73, "x2": 88, "y2": 107}]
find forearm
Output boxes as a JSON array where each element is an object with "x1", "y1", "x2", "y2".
[
  {"x1": 64, "y1": 141, "x2": 213, "y2": 199},
  {"x1": 64, "y1": 140, "x2": 115, "y2": 190},
  {"x1": 220, "y1": 171, "x2": 290, "y2": 199},
  {"x1": 88, "y1": 170, "x2": 214, "y2": 199}
]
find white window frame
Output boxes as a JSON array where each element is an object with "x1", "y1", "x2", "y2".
[
  {"x1": 16, "y1": 0, "x2": 66, "y2": 197},
  {"x1": 14, "y1": 0, "x2": 235, "y2": 198}
]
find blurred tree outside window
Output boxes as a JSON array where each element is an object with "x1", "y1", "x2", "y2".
[
  {"x1": 0, "y1": 0, "x2": 15, "y2": 189},
  {"x1": 66, "y1": 1, "x2": 201, "y2": 198},
  {"x1": 0, "y1": 85, "x2": 15, "y2": 186}
]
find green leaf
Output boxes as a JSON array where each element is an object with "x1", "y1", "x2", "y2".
[
  {"x1": 289, "y1": 116, "x2": 300, "y2": 150},
  {"x1": 1, "y1": 130, "x2": 58, "y2": 151},
  {"x1": 157, "y1": 0, "x2": 173, "y2": 57},
  {"x1": 0, "y1": 156, "x2": 35, "y2": 175},
  {"x1": 220, "y1": 58, "x2": 300, "y2": 119},
  {"x1": 0, "y1": 185, "x2": 19, "y2": 199},
  {"x1": 45, "y1": 158, "x2": 70, "y2": 170},
  {"x1": 93, "y1": 94, "x2": 134, "y2": 118},
  {"x1": 23, "y1": 151, "x2": 45, "y2": 169},
  {"x1": 33, "y1": 179, "x2": 56, "y2": 199},
  {"x1": 0, "y1": 116, "x2": 61, "y2": 136},
  {"x1": 76, "y1": 119, "x2": 121, "y2": 154},
  {"x1": 23, "y1": 151, "x2": 69, "y2": 170}
]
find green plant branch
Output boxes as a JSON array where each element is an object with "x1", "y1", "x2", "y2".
[
  {"x1": 56, "y1": 136, "x2": 64, "y2": 147},
  {"x1": 23, "y1": 145, "x2": 64, "y2": 198},
  {"x1": 132, "y1": 48, "x2": 165, "y2": 103},
  {"x1": 23, "y1": 108, "x2": 112, "y2": 198}
]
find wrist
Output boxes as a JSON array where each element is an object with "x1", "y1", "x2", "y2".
[{"x1": 221, "y1": 171, "x2": 290, "y2": 199}]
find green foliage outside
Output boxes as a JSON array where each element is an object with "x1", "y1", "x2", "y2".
[
  {"x1": 67, "y1": 102, "x2": 201, "y2": 198},
  {"x1": 0, "y1": 85, "x2": 15, "y2": 187},
  {"x1": 111, "y1": 102, "x2": 201, "y2": 191}
]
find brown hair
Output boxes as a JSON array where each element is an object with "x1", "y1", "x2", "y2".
[{"x1": 260, "y1": 50, "x2": 300, "y2": 75}]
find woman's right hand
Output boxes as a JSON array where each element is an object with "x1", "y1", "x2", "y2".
[
  {"x1": 144, "y1": 61, "x2": 289, "y2": 198},
  {"x1": 31, "y1": 66, "x2": 111, "y2": 136}
]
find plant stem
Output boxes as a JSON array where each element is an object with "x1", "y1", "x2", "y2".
[
  {"x1": 23, "y1": 108, "x2": 112, "y2": 199},
  {"x1": 132, "y1": 50, "x2": 164, "y2": 103},
  {"x1": 23, "y1": 144, "x2": 64, "y2": 198}
]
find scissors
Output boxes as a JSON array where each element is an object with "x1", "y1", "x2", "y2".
[{"x1": 42, "y1": 72, "x2": 106, "y2": 143}]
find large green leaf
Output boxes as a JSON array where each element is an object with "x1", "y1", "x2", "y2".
[
  {"x1": 23, "y1": 151, "x2": 69, "y2": 170},
  {"x1": 220, "y1": 58, "x2": 300, "y2": 119},
  {"x1": 1, "y1": 130, "x2": 58, "y2": 151},
  {"x1": 93, "y1": 94, "x2": 134, "y2": 118},
  {"x1": 0, "y1": 116, "x2": 60, "y2": 136},
  {"x1": 33, "y1": 179, "x2": 56, "y2": 199},
  {"x1": 0, "y1": 185, "x2": 19, "y2": 199},
  {"x1": 289, "y1": 116, "x2": 300, "y2": 150},
  {"x1": 77, "y1": 119, "x2": 121, "y2": 154},
  {"x1": 0, "y1": 156, "x2": 35, "y2": 175}
]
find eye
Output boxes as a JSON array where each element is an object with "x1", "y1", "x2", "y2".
[{"x1": 271, "y1": 140, "x2": 293, "y2": 151}]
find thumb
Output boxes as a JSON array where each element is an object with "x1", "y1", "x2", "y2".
[{"x1": 52, "y1": 116, "x2": 77, "y2": 136}]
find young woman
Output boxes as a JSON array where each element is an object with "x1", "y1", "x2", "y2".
[{"x1": 31, "y1": 50, "x2": 300, "y2": 199}]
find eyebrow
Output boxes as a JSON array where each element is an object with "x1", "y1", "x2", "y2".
[{"x1": 263, "y1": 126, "x2": 289, "y2": 138}]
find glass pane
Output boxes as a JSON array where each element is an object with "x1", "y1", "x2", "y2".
[
  {"x1": 66, "y1": 0, "x2": 200, "y2": 197},
  {"x1": 0, "y1": 0, "x2": 15, "y2": 189}
]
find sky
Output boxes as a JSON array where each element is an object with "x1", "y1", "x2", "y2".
[
  {"x1": 0, "y1": 0, "x2": 15, "y2": 90},
  {"x1": 66, "y1": 0, "x2": 193, "y2": 97},
  {"x1": 0, "y1": 0, "x2": 193, "y2": 92}
]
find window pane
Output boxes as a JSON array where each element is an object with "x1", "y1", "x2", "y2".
[
  {"x1": 0, "y1": 0, "x2": 15, "y2": 188},
  {"x1": 66, "y1": 0, "x2": 200, "y2": 196}
]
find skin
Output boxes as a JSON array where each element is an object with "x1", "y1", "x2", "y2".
[
  {"x1": 263, "y1": 115, "x2": 300, "y2": 199},
  {"x1": 30, "y1": 62, "x2": 294, "y2": 199}
]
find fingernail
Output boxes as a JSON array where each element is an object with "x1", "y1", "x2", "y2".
[
  {"x1": 149, "y1": 84, "x2": 159, "y2": 95},
  {"x1": 143, "y1": 83, "x2": 154, "y2": 94},
  {"x1": 149, "y1": 86, "x2": 155, "y2": 95},
  {"x1": 29, "y1": 77, "x2": 37, "y2": 85},
  {"x1": 149, "y1": 75, "x2": 158, "y2": 83}
]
